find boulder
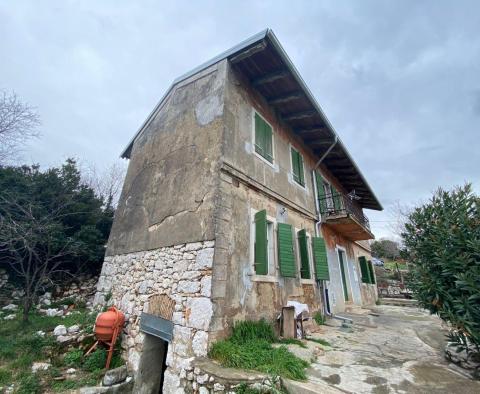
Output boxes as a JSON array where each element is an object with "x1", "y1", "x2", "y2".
[
  {"x1": 54, "y1": 325, "x2": 67, "y2": 336},
  {"x1": 4, "y1": 314, "x2": 16, "y2": 320},
  {"x1": 46, "y1": 308, "x2": 63, "y2": 317},
  {"x1": 68, "y1": 324, "x2": 80, "y2": 334},
  {"x1": 2, "y1": 304, "x2": 18, "y2": 311},
  {"x1": 102, "y1": 365, "x2": 128, "y2": 386},
  {"x1": 32, "y1": 362, "x2": 51, "y2": 373}
]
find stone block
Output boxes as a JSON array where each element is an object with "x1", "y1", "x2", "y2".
[
  {"x1": 195, "y1": 248, "x2": 214, "y2": 269},
  {"x1": 192, "y1": 330, "x2": 209, "y2": 357},
  {"x1": 186, "y1": 297, "x2": 213, "y2": 330}
]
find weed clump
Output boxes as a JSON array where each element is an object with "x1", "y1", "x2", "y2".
[{"x1": 209, "y1": 319, "x2": 309, "y2": 381}]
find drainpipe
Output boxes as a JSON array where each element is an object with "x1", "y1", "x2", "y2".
[{"x1": 311, "y1": 136, "x2": 351, "y2": 323}]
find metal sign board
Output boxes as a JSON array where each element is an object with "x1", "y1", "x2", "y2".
[{"x1": 139, "y1": 312, "x2": 174, "y2": 342}]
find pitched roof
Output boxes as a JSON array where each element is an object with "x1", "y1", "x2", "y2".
[{"x1": 121, "y1": 29, "x2": 382, "y2": 211}]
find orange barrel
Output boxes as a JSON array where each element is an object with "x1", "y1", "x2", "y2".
[{"x1": 94, "y1": 306, "x2": 125, "y2": 342}]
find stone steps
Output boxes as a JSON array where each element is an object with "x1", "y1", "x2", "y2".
[{"x1": 380, "y1": 297, "x2": 418, "y2": 307}]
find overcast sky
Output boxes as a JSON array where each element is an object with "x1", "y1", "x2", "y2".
[{"x1": 1, "y1": 0, "x2": 479, "y2": 239}]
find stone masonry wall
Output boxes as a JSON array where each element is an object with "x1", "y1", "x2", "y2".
[{"x1": 94, "y1": 240, "x2": 215, "y2": 393}]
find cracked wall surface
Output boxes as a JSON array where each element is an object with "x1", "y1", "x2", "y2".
[{"x1": 106, "y1": 62, "x2": 227, "y2": 256}]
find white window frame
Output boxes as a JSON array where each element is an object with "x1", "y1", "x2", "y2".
[
  {"x1": 294, "y1": 227, "x2": 315, "y2": 284},
  {"x1": 249, "y1": 208, "x2": 278, "y2": 282},
  {"x1": 252, "y1": 109, "x2": 275, "y2": 168},
  {"x1": 289, "y1": 144, "x2": 306, "y2": 190},
  {"x1": 335, "y1": 245, "x2": 351, "y2": 301}
]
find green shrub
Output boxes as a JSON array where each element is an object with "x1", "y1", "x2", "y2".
[
  {"x1": 231, "y1": 320, "x2": 276, "y2": 343},
  {"x1": 402, "y1": 185, "x2": 480, "y2": 350},
  {"x1": 84, "y1": 348, "x2": 107, "y2": 372},
  {"x1": 64, "y1": 349, "x2": 83, "y2": 367},
  {"x1": 17, "y1": 373, "x2": 41, "y2": 394},
  {"x1": 0, "y1": 368, "x2": 12, "y2": 385},
  {"x1": 313, "y1": 312, "x2": 325, "y2": 325}
]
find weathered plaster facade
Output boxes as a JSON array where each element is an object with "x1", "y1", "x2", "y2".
[{"x1": 94, "y1": 31, "x2": 381, "y2": 393}]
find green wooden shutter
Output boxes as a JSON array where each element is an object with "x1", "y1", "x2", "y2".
[
  {"x1": 331, "y1": 185, "x2": 342, "y2": 211},
  {"x1": 254, "y1": 210, "x2": 268, "y2": 275},
  {"x1": 312, "y1": 237, "x2": 330, "y2": 280},
  {"x1": 291, "y1": 148, "x2": 299, "y2": 183},
  {"x1": 359, "y1": 256, "x2": 371, "y2": 283},
  {"x1": 367, "y1": 260, "x2": 376, "y2": 284},
  {"x1": 277, "y1": 223, "x2": 296, "y2": 277},
  {"x1": 298, "y1": 229, "x2": 310, "y2": 279},
  {"x1": 264, "y1": 121, "x2": 273, "y2": 163},
  {"x1": 315, "y1": 172, "x2": 327, "y2": 213},
  {"x1": 298, "y1": 153, "x2": 304, "y2": 185},
  {"x1": 254, "y1": 113, "x2": 273, "y2": 163}
]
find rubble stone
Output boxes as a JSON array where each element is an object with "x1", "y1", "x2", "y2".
[{"x1": 53, "y1": 325, "x2": 67, "y2": 336}]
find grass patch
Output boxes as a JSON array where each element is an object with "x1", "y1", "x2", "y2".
[
  {"x1": 313, "y1": 312, "x2": 326, "y2": 325},
  {"x1": 306, "y1": 337, "x2": 331, "y2": 347},
  {"x1": 209, "y1": 320, "x2": 309, "y2": 381},
  {"x1": 277, "y1": 338, "x2": 307, "y2": 348},
  {"x1": 0, "y1": 306, "x2": 120, "y2": 392}
]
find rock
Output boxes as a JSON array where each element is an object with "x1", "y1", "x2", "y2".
[
  {"x1": 68, "y1": 324, "x2": 80, "y2": 333},
  {"x1": 32, "y1": 362, "x2": 51, "y2": 373},
  {"x1": 46, "y1": 308, "x2": 63, "y2": 317},
  {"x1": 186, "y1": 297, "x2": 213, "y2": 330},
  {"x1": 66, "y1": 368, "x2": 76, "y2": 374},
  {"x1": 184, "y1": 242, "x2": 203, "y2": 251},
  {"x1": 200, "y1": 276, "x2": 212, "y2": 297},
  {"x1": 2, "y1": 304, "x2": 18, "y2": 311},
  {"x1": 54, "y1": 325, "x2": 67, "y2": 336},
  {"x1": 102, "y1": 365, "x2": 128, "y2": 386},
  {"x1": 36, "y1": 330, "x2": 46, "y2": 337},
  {"x1": 42, "y1": 299, "x2": 52, "y2": 306},
  {"x1": 199, "y1": 386, "x2": 209, "y2": 394},
  {"x1": 57, "y1": 335, "x2": 71, "y2": 343},
  {"x1": 195, "y1": 248, "x2": 214, "y2": 269},
  {"x1": 4, "y1": 314, "x2": 16, "y2": 320},
  {"x1": 197, "y1": 374, "x2": 209, "y2": 384},
  {"x1": 192, "y1": 330, "x2": 208, "y2": 357},
  {"x1": 177, "y1": 280, "x2": 201, "y2": 294},
  {"x1": 214, "y1": 383, "x2": 225, "y2": 391}
]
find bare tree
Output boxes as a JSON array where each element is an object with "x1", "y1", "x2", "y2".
[
  {"x1": 82, "y1": 162, "x2": 126, "y2": 207},
  {"x1": 0, "y1": 90, "x2": 40, "y2": 164},
  {"x1": 0, "y1": 196, "x2": 75, "y2": 322}
]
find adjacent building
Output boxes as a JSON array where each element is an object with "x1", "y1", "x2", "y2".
[{"x1": 94, "y1": 29, "x2": 382, "y2": 393}]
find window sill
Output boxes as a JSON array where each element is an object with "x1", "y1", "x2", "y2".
[
  {"x1": 249, "y1": 274, "x2": 279, "y2": 283},
  {"x1": 300, "y1": 279, "x2": 316, "y2": 285},
  {"x1": 254, "y1": 151, "x2": 275, "y2": 169}
]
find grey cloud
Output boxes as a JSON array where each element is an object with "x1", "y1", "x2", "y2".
[{"x1": 1, "y1": 0, "x2": 479, "y2": 238}]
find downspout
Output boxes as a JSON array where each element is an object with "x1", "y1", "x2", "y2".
[{"x1": 312, "y1": 136, "x2": 351, "y2": 323}]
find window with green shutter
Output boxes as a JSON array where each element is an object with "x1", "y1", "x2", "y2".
[
  {"x1": 290, "y1": 147, "x2": 305, "y2": 186},
  {"x1": 331, "y1": 185, "x2": 343, "y2": 211},
  {"x1": 312, "y1": 237, "x2": 330, "y2": 280},
  {"x1": 367, "y1": 260, "x2": 376, "y2": 284},
  {"x1": 297, "y1": 229, "x2": 310, "y2": 279},
  {"x1": 254, "y1": 210, "x2": 268, "y2": 275},
  {"x1": 277, "y1": 223, "x2": 296, "y2": 278},
  {"x1": 358, "y1": 256, "x2": 371, "y2": 283},
  {"x1": 254, "y1": 113, "x2": 273, "y2": 163}
]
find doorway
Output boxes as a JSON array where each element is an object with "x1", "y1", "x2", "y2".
[
  {"x1": 337, "y1": 249, "x2": 350, "y2": 302},
  {"x1": 133, "y1": 334, "x2": 168, "y2": 393}
]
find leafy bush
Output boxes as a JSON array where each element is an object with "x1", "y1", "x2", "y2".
[
  {"x1": 402, "y1": 184, "x2": 480, "y2": 349},
  {"x1": 313, "y1": 312, "x2": 325, "y2": 325},
  {"x1": 84, "y1": 348, "x2": 107, "y2": 372},
  {"x1": 0, "y1": 368, "x2": 12, "y2": 385},
  {"x1": 64, "y1": 349, "x2": 83, "y2": 367},
  {"x1": 17, "y1": 373, "x2": 41, "y2": 394}
]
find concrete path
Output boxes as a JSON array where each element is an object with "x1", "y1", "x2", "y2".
[{"x1": 305, "y1": 305, "x2": 480, "y2": 393}]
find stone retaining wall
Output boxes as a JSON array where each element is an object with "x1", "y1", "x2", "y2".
[{"x1": 94, "y1": 241, "x2": 215, "y2": 393}]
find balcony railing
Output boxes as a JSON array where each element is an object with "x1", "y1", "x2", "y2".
[{"x1": 318, "y1": 193, "x2": 371, "y2": 231}]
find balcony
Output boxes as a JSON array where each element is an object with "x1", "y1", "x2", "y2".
[{"x1": 318, "y1": 193, "x2": 374, "y2": 241}]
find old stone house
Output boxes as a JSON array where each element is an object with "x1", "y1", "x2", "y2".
[{"x1": 94, "y1": 29, "x2": 382, "y2": 393}]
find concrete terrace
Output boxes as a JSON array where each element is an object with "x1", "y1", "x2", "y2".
[{"x1": 292, "y1": 305, "x2": 480, "y2": 393}]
